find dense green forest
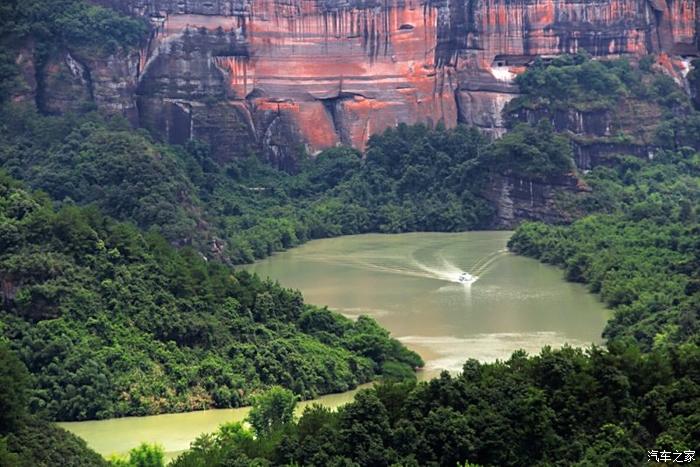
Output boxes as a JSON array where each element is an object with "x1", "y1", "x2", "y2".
[
  {"x1": 2, "y1": 2, "x2": 700, "y2": 459},
  {"x1": 0, "y1": 103, "x2": 577, "y2": 264},
  {"x1": 156, "y1": 56, "x2": 700, "y2": 466},
  {"x1": 0, "y1": 343, "x2": 108, "y2": 466},
  {"x1": 169, "y1": 343, "x2": 700, "y2": 466},
  {"x1": 0, "y1": 173, "x2": 421, "y2": 422},
  {"x1": 506, "y1": 53, "x2": 687, "y2": 114}
]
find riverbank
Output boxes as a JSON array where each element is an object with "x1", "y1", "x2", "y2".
[
  {"x1": 244, "y1": 232, "x2": 610, "y2": 371},
  {"x1": 59, "y1": 383, "x2": 375, "y2": 462},
  {"x1": 60, "y1": 231, "x2": 610, "y2": 461}
]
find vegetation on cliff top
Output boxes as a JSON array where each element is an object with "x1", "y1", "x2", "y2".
[
  {"x1": 0, "y1": 0, "x2": 148, "y2": 103},
  {"x1": 0, "y1": 0, "x2": 146, "y2": 51},
  {"x1": 507, "y1": 52, "x2": 689, "y2": 114}
]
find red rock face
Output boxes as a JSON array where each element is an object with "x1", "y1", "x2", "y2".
[
  {"x1": 116, "y1": 0, "x2": 699, "y2": 164},
  {"x1": 140, "y1": 1, "x2": 457, "y2": 158}
]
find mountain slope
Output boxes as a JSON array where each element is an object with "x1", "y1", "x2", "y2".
[{"x1": 0, "y1": 173, "x2": 421, "y2": 421}]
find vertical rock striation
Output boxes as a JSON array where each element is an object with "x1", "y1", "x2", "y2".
[
  {"x1": 131, "y1": 0, "x2": 459, "y2": 166},
  {"x1": 25, "y1": 0, "x2": 700, "y2": 166}
]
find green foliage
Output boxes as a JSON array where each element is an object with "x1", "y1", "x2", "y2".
[
  {"x1": 171, "y1": 422, "x2": 259, "y2": 467},
  {"x1": 204, "y1": 123, "x2": 501, "y2": 262},
  {"x1": 1, "y1": 105, "x2": 575, "y2": 265},
  {"x1": 0, "y1": 173, "x2": 422, "y2": 421},
  {"x1": 185, "y1": 120, "x2": 574, "y2": 260},
  {"x1": 0, "y1": 343, "x2": 30, "y2": 433},
  {"x1": 508, "y1": 52, "x2": 687, "y2": 114},
  {"x1": 509, "y1": 144, "x2": 700, "y2": 349},
  {"x1": 0, "y1": 107, "x2": 204, "y2": 247},
  {"x1": 0, "y1": 0, "x2": 147, "y2": 52},
  {"x1": 0, "y1": 345, "x2": 107, "y2": 465},
  {"x1": 482, "y1": 120, "x2": 573, "y2": 180},
  {"x1": 170, "y1": 344, "x2": 700, "y2": 466},
  {"x1": 511, "y1": 52, "x2": 624, "y2": 111},
  {"x1": 4, "y1": 417, "x2": 109, "y2": 467},
  {"x1": 654, "y1": 114, "x2": 700, "y2": 150},
  {"x1": 109, "y1": 443, "x2": 165, "y2": 467},
  {"x1": 248, "y1": 387, "x2": 297, "y2": 437}
]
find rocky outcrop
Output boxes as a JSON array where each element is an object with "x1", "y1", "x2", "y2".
[
  {"x1": 22, "y1": 44, "x2": 141, "y2": 120},
  {"x1": 129, "y1": 2, "x2": 460, "y2": 167},
  {"x1": 572, "y1": 140, "x2": 651, "y2": 170},
  {"x1": 37, "y1": 52, "x2": 93, "y2": 114},
  {"x1": 483, "y1": 174, "x2": 589, "y2": 228},
  {"x1": 508, "y1": 107, "x2": 640, "y2": 169},
  {"x1": 15, "y1": 0, "x2": 700, "y2": 166},
  {"x1": 129, "y1": 0, "x2": 700, "y2": 165}
]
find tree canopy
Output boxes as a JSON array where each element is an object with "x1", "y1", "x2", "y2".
[{"x1": 0, "y1": 173, "x2": 422, "y2": 421}]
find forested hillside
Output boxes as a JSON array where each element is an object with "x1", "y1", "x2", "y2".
[
  {"x1": 0, "y1": 173, "x2": 421, "y2": 422},
  {"x1": 0, "y1": 343, "x2": 108, "y2": 466},
  {"x1": 2, "y1": 1, "x2": 700, "y2": 460},
  {"x1": 0, "y1": 104, "x2": 577, "y2": 263},
  {"x1": 171, "y1": 344, "x2": 700, "y2": 466},
  {"x1": 509, "y1": 156, "x2": 700, "y2": 349},
  {"x1": 507, "y1": 56, "x2": 700, "y2": 350},
  {"x1": 163, "y1": 55, "x2": 700, "y2": 467}
]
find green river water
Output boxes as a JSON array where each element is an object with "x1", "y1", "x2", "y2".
[{"x1": 60, "y1": 231, "x2": 610, "y2": 460}]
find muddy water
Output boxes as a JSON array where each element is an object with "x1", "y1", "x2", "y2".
[
  {"x1": 59, "y1": 384, "x2": 370, "y2": 461},
  {"x1": 62, "y1": 231, "x2": 609, "y2": 461},
  {"x1": 245, "y1": 232, "x2": 609, "y2": 373}
]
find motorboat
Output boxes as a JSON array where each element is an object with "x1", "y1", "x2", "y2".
[{"x1": 458, "y1": 272, "x2": 472, "y2": 283}]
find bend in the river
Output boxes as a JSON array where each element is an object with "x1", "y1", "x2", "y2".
[
  {"x1": 245, "y1": 231, "x2": 610, "y2": 373},
  {"x1": 61, "y1": 231, "x2": 610, "y2": 460}
]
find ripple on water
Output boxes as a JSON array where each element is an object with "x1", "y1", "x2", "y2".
[
  {"x1": 399, "y1": 333, "x2": 594, "y2": 373},
  {"x1": 336, "y1": 306, "x2": 396, "y2": 318}
]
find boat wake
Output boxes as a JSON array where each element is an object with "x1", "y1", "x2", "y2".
[
  {"x1": 303, "y1": 243, "x2": 508, "y2": 287},
  {"x1": 412, "y1": 258, "x2": 478, "y2": 285},
  {"x1": 411, "y1": 248, "x2": 508, "y2": 286}
]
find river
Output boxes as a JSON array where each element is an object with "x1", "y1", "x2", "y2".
[
  {"x1": 246, "y1": 232, "x2": 609, "y2": 371},
  {"x1": 60, "y1": 231, "x2": 609, "y2": 460}
]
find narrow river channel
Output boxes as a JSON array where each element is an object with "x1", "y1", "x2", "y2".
[{"x1": 61, "y1": 231, "x2": 609, "y2": 460}]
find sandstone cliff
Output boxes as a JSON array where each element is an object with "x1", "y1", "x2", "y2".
[
  {"x1": 14, "y1": 0, "x2": 700, "y2": 168},
  {"x1": 483, "y1": 173, "x2": 590, "y2": 228}
]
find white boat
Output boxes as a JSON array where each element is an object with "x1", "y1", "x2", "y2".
[{"x1": 458, "y1": 272, "x2": 471, "y2": 283}]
